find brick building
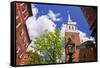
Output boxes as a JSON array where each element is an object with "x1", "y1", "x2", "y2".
[
  {"x1": 81, "y1": 7, "x2": 97, "y2": 42},
  {"x1": 16, "y1": 3, "x2": 33, "y2": 65},
  {"x1": 65, "y1": 13, "x2": 80, "y2": 62},
  {"x1": 81, "y1": 7, "x2": 97, "y2": 61},
  {"x1": 77, "y1": 41, "x2": 96, "y2": 62}
]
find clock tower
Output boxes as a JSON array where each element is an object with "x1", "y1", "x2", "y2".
[{"x1": 65, "y1": 13, "x2": 80, "y2": 62}]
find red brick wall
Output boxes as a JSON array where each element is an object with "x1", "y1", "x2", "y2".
[
  {"x1": 65, "y1": 32, "x2": 80, "y2": 62},
  {"x1": 16, "y1": 3, "x2": 32, "y2": 65},
  {"x1": 16, "y1": 26, "x2": 30, "y2": 65}
]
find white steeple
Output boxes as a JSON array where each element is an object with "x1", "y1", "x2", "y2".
[
  {"x1": 68, "y1": 11, "x2": 72, "y2": 23},
  {"x1": 65, "y1": 11, "x2": 78, "y2": 32}
]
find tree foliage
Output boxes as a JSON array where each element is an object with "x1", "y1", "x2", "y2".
[
  {"x1": 30, "y1": 29, "x2": 65, "y2": 64},
  {"x1": 27, "y1": 51, "x2": 41, "y2": 64}
]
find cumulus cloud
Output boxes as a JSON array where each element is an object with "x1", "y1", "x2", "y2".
[
  {"x1": 78, "y1": 30, "x2": 95, "y2": 43},
  {"x1": 26, "y1": 15, "x2": 38, "y2": 40},
  {"x1": 48, "y1": 10, "x2": 61, "y2": 21},
  {"x1": 36, "y1": 15, "x2": 56, "y2": 33},
  {"x1": 26, "y1": 15, "x2": 56, "y2": 40},
  {"x1": 31, "y1": 4, "x2": 38, "y2": 17},
  {"x1": 26, "y1": 5, "x2": 62, "y2": 40},
  {"x1": 60, "y1": 24, "x2": 66, "y2": 37}
]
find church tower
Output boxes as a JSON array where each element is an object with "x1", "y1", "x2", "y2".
[{"x1": 65, "y1": 12, "x2": 80, "y2": 62}]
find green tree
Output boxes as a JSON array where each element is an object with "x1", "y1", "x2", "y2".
[
  {"x1": 27, "y1": 51, "x2": 41, "y2": 64},
  {"x1": 32, "y1": 29, "x2": 65, "y2": 64}
]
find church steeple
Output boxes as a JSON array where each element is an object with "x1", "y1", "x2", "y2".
[
  {"x1": 68, "y1": 11, "x2": 72, "y2": 23},
  {"x1": 65, "y1": 12, "x2": 78, "y2": 32},
  {"x1": 65, "y1": 12, "x2": 80, "y2": 63}
]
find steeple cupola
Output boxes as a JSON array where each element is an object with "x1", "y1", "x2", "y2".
[{"x1": 65, "y1": 12, "x2": 78, "y2": 32}]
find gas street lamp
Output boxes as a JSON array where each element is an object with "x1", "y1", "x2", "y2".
[{"x1": 65, "y1": 38, "x2": 75, "y2": 63}]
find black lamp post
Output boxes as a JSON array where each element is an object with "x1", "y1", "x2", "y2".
[{"x1": 65, "y1": 38, "x2": 75, "y2": 63}]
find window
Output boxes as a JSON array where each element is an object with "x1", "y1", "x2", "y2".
[
  {"x1": 23, "y1": 12, "x2": 29, "y2": 20},
  {"x1": 69, "y1": 26, "x2": 71, "y2": 30},
  {"x1": 21, "y1": 29, "x2": 24, "y2": 36},
  {"x1": 19, "y1": 28, "x2": 24, "y2": 37},
  {"x1": 23, "y1": 36, "x2": 26, "y2": 43},
  {"x1": 25, "y1": 42, "x2": 29, "y2": 48},
  {"x1": 22, "y1": 6, "x2": 28, "y2": 13},
  {"x1": 16, "y1": 18, "x2": 22, "y2": 28},
  {"x1": 72, "y1": 26, "x2": 74, "y2": 30},
  {"x1": 19, "y1": 53, "x2": 24, "y2": 58},
  {"x1": 16, "y1": 11, "x2": 19, "y2": 19},
  {"x1": 74, "y1": 27, "x2": 76, "y2": 30},
  {"x1": 16, "y1": 46, "x2": 21, "y2": 53}
]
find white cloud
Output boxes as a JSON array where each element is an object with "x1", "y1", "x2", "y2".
[
  {"x1": 36, "y1": 15, "x2": 56, "y2": 33},
  {"x1": 31, "y1": 4, "x2": 38, "y2": 17},
  {"x1": 60, "y1": 24, "x2": 66, "y2": 37},
  {"x1": 26, "y1": 15, "x2": 56, "y2": 40},
  {"x1": 26, "y1": 6, "x2": 60, "y2": 40},
  {"x1": 78, "y1": 30, "x2": 95, "y2": 43},
  {"x1": 48, "y1": 10, "x2": 61, "y2": 21},
  {"x1": 26, "y1": 5, "x2": 62, "y2": 51},
  {"x1": 31, "y1": 4, "x2": 36, "y2": 8},
  {"x1": 26, "y1": 16, "x2": 39, "y2": 40}
]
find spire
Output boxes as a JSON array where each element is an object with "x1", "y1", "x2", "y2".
[
  {"x1": 66, "y1": 11, "x2": 78, "y2": 32},
  {"x1": 68, "y1": 11, "x2": 72, "y2": 22}
]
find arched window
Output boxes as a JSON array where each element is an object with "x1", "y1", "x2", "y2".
[
  {"x1": 69, "y1": 26, "x2": 71, "y2": 30},
  {"x1": 74, "y1": 27, "x2": 76, "y2": 30},
  {"x1": 72, "y1": 26, "x2": 74, "y2": 30}
]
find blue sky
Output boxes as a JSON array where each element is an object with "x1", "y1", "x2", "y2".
[
  {"x1": 26, "y1": 3, "x2": 95, "y2": 53},
  {"x1": 34, "y1": 4, "x2": 91, "y2": 37},
  {"x1": 26, "y1": 3, "x2": 95, "y2": 42}
]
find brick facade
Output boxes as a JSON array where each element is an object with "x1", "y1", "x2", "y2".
[
  {"x1": 16, "y1": 3, "x2": 32, "y2": 65},
  {"x1": 65, "y1": 13, "x2": 80, "y2": 62},
  {"x1": 65, "y1": 32, "x2": 80, "y2": 62}
]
